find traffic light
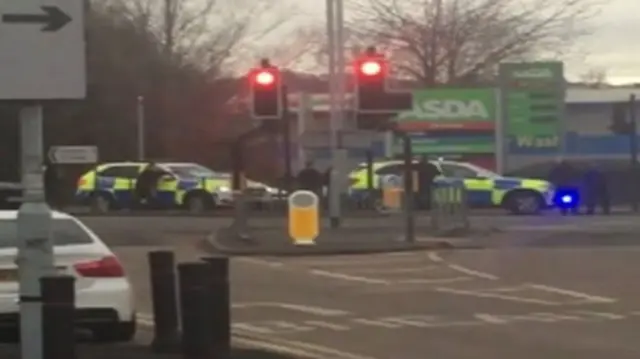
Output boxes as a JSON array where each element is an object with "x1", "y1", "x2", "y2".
[
  {"x1": 249, "y1": 59, "x2": 282, "y2": 119},
  {"x1": 609, "y1": 102, "x2": 633, "y2": 134},
  {"x1": 354, "y1": 47, "x2": 412, "y2": 114}
]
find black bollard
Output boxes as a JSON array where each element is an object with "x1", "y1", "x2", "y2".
[
  {"x1": 148, "y1": 250, "x2": 180, "y2": 352},
  {"x1": 41, "y1": 275, "x2": 75, "y2": 359},
  {"x1": 202, "y1": 256, "x2": 231, "y2": 359},
  {"x1": 178, "y1": 262, "x2": 211, "y2": 359}
]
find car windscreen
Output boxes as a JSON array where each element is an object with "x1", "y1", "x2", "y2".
[{"x1": 0, "y1": 218, "x2": 94, "y2": 249}]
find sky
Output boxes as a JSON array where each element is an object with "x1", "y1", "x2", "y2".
[{"x1": 278, "y1": 0, "x2": 640, "y2": 84}]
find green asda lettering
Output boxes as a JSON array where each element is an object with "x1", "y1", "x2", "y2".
[
  {"x1": 515, "y1": 136, "x2": 558, "y2": 148},
  {"x1": 417, "y1": 100, "x2": 490, "y2": 119}
]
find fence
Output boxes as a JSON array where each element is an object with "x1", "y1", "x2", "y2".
[{"x1": 430, "y1": 180, "x2": 469, "y2": 235}]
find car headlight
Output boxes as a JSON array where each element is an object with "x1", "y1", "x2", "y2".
[{"x1": 217, "y1": 186, "x2": 230, "y2": 192}]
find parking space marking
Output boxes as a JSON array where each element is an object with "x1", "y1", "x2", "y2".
[
  {"x1": 310, "y1": 269, "x2": 391, "y2": 285},
  {"x1": 434, "y1": 287, "x2": 566, "y2": 305},
  {"x1": 235, "y1": 257, "x2": 284, "y2": 268},
  {"x1": 346, "y1": 265, "x2": 440, "y2": 274},
  {"x1": 232, "y1": 302, "x2": 352, "y2": 316},
  {"x1": 527, "y1": 284, "x2": 617, "y2": 304},
  {"x1": 396, "y1": 276, "x2": 472, "y2": 285},
  {"x1": 447, "y1": 263, "x2": 499, "y2": 280}
]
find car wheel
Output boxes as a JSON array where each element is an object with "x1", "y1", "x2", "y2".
[
  {"x1": 92, "y1": 320, "x2": 136, "y2": 343},
  {"x1": 505, "y1": 191, "x2": 543, "y2": 215},
  {"x1": 90, "y1": 193, "x2": 112, "y2": 213},
  {"x1": 185, "y1": 193, "x2": 210, "y2": 213}
]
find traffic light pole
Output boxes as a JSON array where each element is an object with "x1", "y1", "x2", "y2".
[
  {"x1": 629, "y1": 94, "x2": 638, "y2": 212},
  {"x1": 282, "y1": 86, "x2": 293, "y2": 193},
  {"x1": 326, "y1": 0, "x2": 342, "y2": 228}
]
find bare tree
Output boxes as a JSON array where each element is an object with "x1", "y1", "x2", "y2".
[
  {"x1": 579, "y1": 67, "x2": 608, "y2": 87},
  {"x1": 109, "y1": 0, "x2": 295, "y2": 76},
  {"x1": 340, "y1": 0, "x2": 601, "y2": 85}
]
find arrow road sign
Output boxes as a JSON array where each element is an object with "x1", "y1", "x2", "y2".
[
  {"x1": 48, "y1": 146, "x2": 98, "y2": 164},
  {"x1": 2, "y1": 6, "x2": 71, "y2": 32},
  {"x1": 0, "y1": 0, "x2": 86, "y2": 100}
]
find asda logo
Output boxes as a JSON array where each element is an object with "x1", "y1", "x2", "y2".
[
  {"x1": 512, "y1": 68, "x2": 554, "y2": 79},
  {"x1": 417, "y1": 100, "x2": 490, "y2": 119}
]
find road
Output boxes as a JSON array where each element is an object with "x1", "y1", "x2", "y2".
[{"x1": 74, "y1": 214, "x2": 640, "y2": 359}]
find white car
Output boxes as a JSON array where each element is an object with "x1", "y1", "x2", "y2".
[{"x1": 0, "y1": 211, "x2": 136, "y2": 342}]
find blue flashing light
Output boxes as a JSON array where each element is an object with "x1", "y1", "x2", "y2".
[{"x1": 554, "y1": 189, "x2": 579, "y2": 209}]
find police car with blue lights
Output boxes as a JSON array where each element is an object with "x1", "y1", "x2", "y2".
[
  {"x1": 75, "y1": 162, "x2": 280, "y2": 213},
  {"x1": 348, "y1": 159, "x2": 556, "y2": 214}
]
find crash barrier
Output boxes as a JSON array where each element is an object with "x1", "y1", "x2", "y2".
[
  {"x1": 148, "y1": 251, "x2": 231, "y2": 359},
  {"x1": 430, "y1": 180, "x2": 469, "y2": 234}
]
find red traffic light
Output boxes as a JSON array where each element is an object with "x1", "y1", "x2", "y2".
[
  {"x1": 254, "y1": 70, "x2": 275, "y2": 86},
  {"x1": 359, "y1": 60, "x2": 383, "y2": 76}
]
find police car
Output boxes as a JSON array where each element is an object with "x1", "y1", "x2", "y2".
[
  {"x1": 349, "y1": 159, "x2": 555, "y2": 214},
  {"x1": 75, "y1": 162, "x2": 279, "y2": 213}
]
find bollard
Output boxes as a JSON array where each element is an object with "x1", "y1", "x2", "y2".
[
  {"x1": 202, "y1": 256, "x2": 231, "y2": 359},
  {"x1": 148, "y1": 250, "x2": 180, "y2": 353},
  {"x1": 178, "y1": 262, "x2": 211, "y2": 359},
  {"x1": 41, "y1": 275, "x2": 75, "y2": 359}
]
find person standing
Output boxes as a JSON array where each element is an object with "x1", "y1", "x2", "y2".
[
  {"x1": 134, "y1": 161, "x2": 166, "y2": 208},
  {"x1": 415, "y1": 158, "x2": 441, "y2": 210},
  {"x1": 582, "y1": 163, "x2": 610, "y2": 215},
  {"x1": 296, "y1": 161, "x2": 323, "y2": 197}
]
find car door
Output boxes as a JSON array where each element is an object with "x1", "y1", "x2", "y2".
[
  {"x1": 439, "y1": 163, "x2": 493, "y2": 206},
  {"x1": 96, "y1": 164, "x2": 142, "y2": 206}
]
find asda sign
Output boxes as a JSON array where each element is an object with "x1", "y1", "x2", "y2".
[{"x1": 396, "y1": 88, "x2": 496, "y2": 122}]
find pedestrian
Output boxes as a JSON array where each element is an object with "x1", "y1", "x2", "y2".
[
  {"x1": 296, "y1": 160, "x2": 323, "y2": 198},
  {"x1": 547, "y1": 157, "x2": 579, "y2": 215},
  {"x1": 582, "y1": 163, "x2": 610, "y2": 215},
  {"x1": 44, "y1": 162, "x2": 62, "y2": 209},
  {"x1": 415, "y1": 157, "x2": 441, "y2": 210},
  {"x1": 134, "y1": 161, "x2": 167, "y2": 209}
]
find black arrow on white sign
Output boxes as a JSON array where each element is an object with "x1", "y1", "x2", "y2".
[{"x1": 2, "y1": 6, "x2": 71, "y2": 32}]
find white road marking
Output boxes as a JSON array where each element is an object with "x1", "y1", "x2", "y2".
[
  {"x1": 434, "y1": 287, "x2": 562, "y2": 305},
  {"x1": 396, "y1": 276, "x2": 472, "y2": 285},
  {"x1": 232, "y1": 302, "x2": 351, "y2": 316},
  {"x1": 238, "y1": 332, "x2": 380, "y2": 359},
  {"x1": 447, "y1": 264, "x2": 499, "y2": 280},
  {"x1": 310, "y1": 269, "x2": 391, "y2": 285},
  {"x1": 347, "y1": 265, "x2": 440, "y2": 274},
  {"x1": 427, "y1": 252, "x2": 444, "y2": 263},
  {"x1": 305, "y1": 320, "x2": 352, "y2": 331},
  {"x1": 235, "y1": 257, "x2": 284, "y2": 268},
  {"x1": 527, "y1": 284, "x2": 617, "y2": 304}
]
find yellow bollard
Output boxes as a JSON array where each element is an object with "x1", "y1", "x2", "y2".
[
  {"x1": 381, "y1": 175, "x2": 403, "y2": 211},
  {"x1": 288, "y1": 190, "x2": 319, "y2": 246}
]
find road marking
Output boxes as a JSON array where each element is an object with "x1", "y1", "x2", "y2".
[
  {"x1": 527, "y1": 284, "x2": 617, "y2": 304},
  {"x1": 347, "y1": 265, "x2": 440, "y2": 274},
  {"x1": 447, "y1": 264, "x2": 499, "y2": 280},
  {"x1": 232, "y1": 302, "x2": 351, "y2": 316},
  {"x1": 235, "y1": 257, "x2": 284, "y2": 268},
  {"x1": 396, "y1": 276, "x2": 472, "y2": 285},
  {"x1": 310, "y1": 269, "x2": 391, "y2": 285},
  {"x1": 238, "y1": 332, "x2": 380, "y2": 359},
  {"x1": 427, "y1": 252, "x2": 444, "y2": 263},
  {"x1": 304, "y1": 320, "x2": 352, "y2": 331},
  {"x1": 302, "y1": 255, "x2": 425, "y2": 267},
  {"x1": 434, "y1": 287, "x2": 562, "y2": 305}
]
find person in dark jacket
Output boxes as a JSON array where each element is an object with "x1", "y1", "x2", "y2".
[
  {"x1": 135, "y1": 161, "x2": 167, "y2": 208},
  {"x1": 548, "y1": 157, "x2": 579, "y2": 215},
  {"x1": 415, "y1": 158, "x2": 441, "y2": 210},
  {"x1": 582, "y1": 164, "x2": 610, "y2": 215},
  {"x1": 44, "y1": 162, "x2": 63, "y2": 208},
  {"x1": 296, "y1": 161, "x2": 324, "y2": 195}
]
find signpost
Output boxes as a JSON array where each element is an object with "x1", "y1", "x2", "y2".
[
  {"x1": 498, "y1": 62, "x2": 565, "y2": 171},
  {"x1": 1, "y1": 1, "x2": 86, "y2": 359},
  {"x1": 48, "y1": 146, "x2": 98, "y2": 164},
  {"x1": 288, "y1": 190, "x2": 320, "y2": 246}
]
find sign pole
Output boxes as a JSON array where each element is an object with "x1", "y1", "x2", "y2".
[
  {"x1": 18, "y1": 104, "x2": 56, "y2": 359},
  {"x1": 137, "y1": 95, "x2": 146, "y2": 161}
]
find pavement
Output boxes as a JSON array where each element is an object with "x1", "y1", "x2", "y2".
[{"x1": 5, "y1": 213, "x2": 640, "y2": 359}]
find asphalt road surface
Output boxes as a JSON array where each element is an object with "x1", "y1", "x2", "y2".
[{"x1": 71, "y1": 214, "x2": 640, "y2": 359}]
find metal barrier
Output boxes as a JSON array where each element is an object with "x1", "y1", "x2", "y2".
[{"x1": 430, "y1": 180, "x2": 469, "y2": 235}]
